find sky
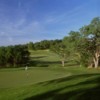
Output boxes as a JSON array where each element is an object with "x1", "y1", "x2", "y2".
[{"x1": 0, "y1": 0, "x2": 100, "y2": 46}]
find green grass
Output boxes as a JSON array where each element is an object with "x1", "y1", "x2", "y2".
[
  {"x1": 0, "y1": 70, "x2": 100, "y2": 100},
  {"x1": 0, "y1": 50, "x2": 100, "y2": 100},
  {"x1": 0, "y1": 67, "x2": 100, "y2": 100},
  {"x1": 0, "y1": 67, "x2": 71, "y2": 88},
  {"x1": 29, "y1": 50, "x2": 61, "y2": 67}
]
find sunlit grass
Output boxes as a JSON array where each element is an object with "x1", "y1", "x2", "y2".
[{"x1": 0, "y1": 50, "x2": 100, "y2": 100}]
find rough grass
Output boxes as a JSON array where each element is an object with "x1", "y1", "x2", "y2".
[{"x1": 0, "y1": 50, "x2": 100, "y2": 100}]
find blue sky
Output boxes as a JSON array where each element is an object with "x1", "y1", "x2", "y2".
[{"x1": 0, "y1": 0, "x2": 100, "y2": 46}]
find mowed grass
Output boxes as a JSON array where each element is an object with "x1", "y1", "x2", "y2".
[
  {"x1": 0, "y1": 70, "x2": 100, "y2": 100},
  {"x1": 0, "y1": 67, "x2": 71, "y2": 88},
  {"x1": 0, "y1": 50, "x2": 100, "y2": 100}
]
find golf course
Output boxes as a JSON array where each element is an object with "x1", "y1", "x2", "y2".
[
  {"x1": 0, "y1": 1, "x2": 100, "y2": 99},
  {"x1": 0, "y1": 50, "x2": 100, "y2": 100}
]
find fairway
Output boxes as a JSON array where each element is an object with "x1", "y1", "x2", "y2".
[
  {"x1": 0, "y1": 67, "x2": 71, "y2": 88},
  {"x1": 0, "y1": 0, "x2": 100, "y2": 99},
  {"x1": 0, "y1": 50, "x2": 100, "y2": 100},
  {"x1": 0, "y1": 67, "x2": 100, "y2": 100},
  {"x1": 1, "y1": 66, "x2": 99, "y2": 88}
]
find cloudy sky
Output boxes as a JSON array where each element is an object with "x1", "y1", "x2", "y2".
[{"x1": 0, "y1": 0, "x2": 100, "y2": 46}]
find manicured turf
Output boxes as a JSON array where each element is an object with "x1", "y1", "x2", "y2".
[
  {"x1": 0, "y1": 67, "x2": 71, "y2": 88},
  {"x1": 0, "y1": 69, "x2": 100, "y2": 100},
  {"x1": 0, "y1": 50, "x2": 100, "y2": 100}
]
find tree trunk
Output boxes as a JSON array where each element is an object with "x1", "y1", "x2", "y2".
[
  {"x1": 94, "y1": 58, "x2": 99, "y2": 68},
  {"x1": 88, "y1": 62, "x2": 94, "y2": 68},
  {"x1": 61, "y1": 60, "x2": 65, "y2": 67},
  {"x1": 93, "y1": 52, "x2": 99, "y2": 68}
]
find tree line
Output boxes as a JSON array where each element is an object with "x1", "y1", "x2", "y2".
[
  {"x1": 27, "y1": 39, "x2": 62, "y2": 50},
  {"x1": 0, "y1": 45, "x2": 30, "y2": 68}
]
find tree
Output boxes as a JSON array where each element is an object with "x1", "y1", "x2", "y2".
[
  {"x1": 0, "y1": 47, "x2": 6, "y2": 66},
  {"x1": 63, "y1": 31, "x2": 83, "y2": 65},
  {"x1": 27, "y1": 42, "x2": 34, "y2": 50},
  {"x1": 12, "y1": 45, "x2": 30, "y2": 67},
  {"x1": 5, "y1": 46, "x2": 14, "y2": 67},
  {"x1": 50, "y1": 42, "x2": 70, "y2": 67},
  {"x1": 39, "y1": 40, "x2": 50, "y2": 49},
  {"x1": 0, "y1": 45, "x2": 30, "y2": 67},
  {"x1": 80, "y1": 17, "x2": 100, "y2": 68}
]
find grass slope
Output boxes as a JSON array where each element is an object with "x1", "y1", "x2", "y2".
[
  {"x1": 0, "y1": 67, "x2": 70, "y2": 88},
  {"x1": 0, "y1": 72, "x2": 100, "y2": 100},
  {"x1": 0, "y1": 50, "x2": 100, "y2": 100}
]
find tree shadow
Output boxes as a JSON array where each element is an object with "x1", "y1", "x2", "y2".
[
  {"x1": 24, "y1": 74, "x2": 100, "y2": 100},
  {"x1": 31, "y1": 56, "x2": 47, "y2": 59},
  {"x1": 29, "y1": 55, "x2": 62, "y2": 67},
  {"x1": 37, "y1": 74, "x2": 99, "y2": 86},
  {"x1": 29, "y1": 60, "x2": 61, "y2": 67},
  {"x1": 65, "y1": 60, "x2": 79, "y2": 67},
  {"x1": 29, "y1": 55, "x2": 77, "y2": 67}
]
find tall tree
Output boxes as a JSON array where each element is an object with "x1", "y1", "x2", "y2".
[
  {"x1": 63, "y1": 31, "x2": 83, "y2": 65},
  {"x1": 0, "y1": 47, "x2": 6, "y2": 66},
  {"x1": 50, "y1": 42, "x2": 70, "y2": 67},
  {"x1": 80, "y1": 17, "x2": 100, "y2": 68},
  {"x1": 0, "y1": 45, "x2": 30, "y2": 67}
]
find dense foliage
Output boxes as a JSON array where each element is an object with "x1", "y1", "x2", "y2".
[
  {"x1": 64, "y1": 17, "x2": 100, "y2": 68},
  {"x1": 27, "y1": 39, "x2": 62, "y2": 50},
  {"x1": 0, "y1": 45, "x2": 30, "y2": 67},
  {"x1": 79, "y1": 17, "x2": 100, "y2": 68}
]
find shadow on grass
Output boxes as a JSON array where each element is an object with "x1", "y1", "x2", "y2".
[
  {"x1": 29, "y1": 60, "x2": 61, "y2": 67},
  {"x1": 29, "y1": 56, "x2": 73, "y2": 67},
  {"x1": 29, "y1": 55, "x2": 62, "y2": 67},
  {"x1": 37, "y1": 74, "x2": 99, "y2": 86},
  {"x1": 24, "y1": 74, "x2": 100, "y2": 100},
  {"x1": 65, "y1": 60, "x2": 79, "y2": 67},
  {"x1": 31, "y1": 56, "x2": 47, "y2": 59}
]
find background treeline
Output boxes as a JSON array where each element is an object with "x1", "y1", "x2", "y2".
[
  {"x1": 0, "y1": 45, "x2": 30, "y2": 67},
  {"x1": 27, "y1": 39, "x2": 62, "y2": 50}
]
